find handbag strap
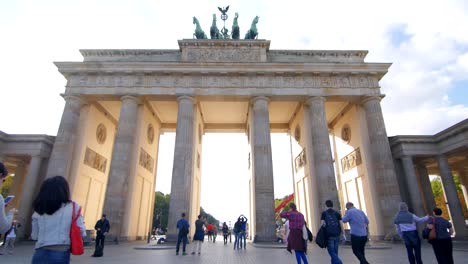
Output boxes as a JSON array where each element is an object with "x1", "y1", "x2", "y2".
[{"x1": 71, "y1": 202, "x2": 81, "y2": 223}]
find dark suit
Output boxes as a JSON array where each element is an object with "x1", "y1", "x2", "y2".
[{"x1": 94, "y1": 219, "x2": 110, "y2": 250}]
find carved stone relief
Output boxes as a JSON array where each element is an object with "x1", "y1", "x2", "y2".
[
  {"x1": 341, "y1": 148, "x2": 362, "y2": 173},
  {"x1": 84, "y1": 147, "x2": 107, "y2": 173},
  {"x1": 341, "y1": 124, "x2": 351, "y2": 143},
  {"x1": 147, "y1": 124, "x2": 155, "y2": 144},
  {"x1": 96, "y1": 123, "x2": 107, "y2": 144},
  {"x1": 139, "y1": 148, "x2": 154, "y2": 173},
  {"x1": 294, "y1": 149, "x2": 306, "y2": 172},
  {"x1": 294, "y1": 125, "x2": 301, "y2": 142}
]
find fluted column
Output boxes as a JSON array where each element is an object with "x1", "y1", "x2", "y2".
[
  {"x1": 102, "y1": 95, "x2": 140, "y2": 240},
  {"x1": 167, "y1": 96, "x2": 197, "y2": 240},
  {"x1": 10, "y1": 161, "x2": 26, "y2": 209},
  {"x1": 362, "y1": 96, "x2": 400, "y2": 238},
  {"x1": 16, "y1": 156, "x2": 43, "y2": 239},
  {"x1": 458, "y1": 169, "x2": 468, "y2": 210},
  {"x1": 46, "y1": 95, "x2": 83, "y2": 178},
  {"x1": 401, "y1": 156, "x2": 425, "y2": 216},
  {"x1": 250, "y1": 96, "x2": 276, "y2": 242},
  {"x1": 304, "y1": 97, "x2": 339, "y2": 233},
  {"x1": 417, "y1": 164, "x2": 436, "y2": 213},
  {"x1": 436, "y1": 155, "x2": 467, "y2": 238}
]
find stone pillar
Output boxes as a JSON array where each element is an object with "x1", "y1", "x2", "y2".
[
  {"x1": 304, "y1": 97, "x2": 339, "y2": 233},
  {"x1": 437, "y1": 155, "x2": 467, "y2": 238},
  {"x1": 46, "y1": 95, "x2": 83, "y2": 179},
  {"x1": 362, "y1": 96, "x2": 400, "y2": 238},
  {"x1": 102, "y1": 95, "x2": 140, "y2": 241},
  {"x1": 417, "y1": 164, "x2": 436, "y2": 213},
  {"x1": 249, "y1": 96, "x2": 276, "y2": 242},
  {"x1": 9, "y1": 161, "x2": 26, "y2": 209},
  {"x1": 458, "y1": 169, "x2": 468, "y2": 210},
  {"x1": 16, "y1": 156, "x2": 43, "y2": 239},
  {"x1": 401, "y1": 156, "x2": 425, "y2": 216},
  {"x1": 167, "y1": 96, "x2": 197, "y2": 240}
]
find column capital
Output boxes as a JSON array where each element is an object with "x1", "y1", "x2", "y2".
[
  {"x1": 305, "y1": 96, "x2": 326, "y2": 106},
  {"x1": 177, "y1": 95, "x2": 196, "y2": 104},
  {"x1": 60, "y1": 94, "x2": 86, "y2": 106},
  {"x1": 120, "y1": 95, "x2": 141, "y2": 104},
  {"x1": 360, "y1": 96, "x2": 383, "y2": 106},
  {"x1": 250, "y1": 96, "x2": 270, "y2": 105}
]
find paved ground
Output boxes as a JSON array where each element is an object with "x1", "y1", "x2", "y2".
[{"x1": 1, "y1": 240, "x2": 467, "y2": 263}]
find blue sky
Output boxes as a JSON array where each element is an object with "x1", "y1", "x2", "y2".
[{"x1": 1, "y1": 0, "x2": 467, "y2": 222}]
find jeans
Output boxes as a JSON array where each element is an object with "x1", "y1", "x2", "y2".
[
  {"x1": 431, "y1": 238, "x2": 453, "y2": 264},
  {"x1": 32, "y1": 248, "x2": 70, "y2": 264},
  {"x1": 240, "y1": 231, "x2": 246, "y2": 248},
  {"x1": 95, "y1": 233, "x2": 106, "y2": 250},
  {"x1": 294, "y1": 250, "x2": 309, "y2": 264},
  {"x1": 351, "y1": 234, "x2": 369, "y2": 264},
  {"x1": 327, "y1": 236, "x2": 343, "y2": 264},
  {"x1": 402, "y1": 230, "x2": 422, "y2": 264},
  {"x1": 233, "y1": 232, "x2": 240, "y2": 249},
  {"x1": 176, "y1": 234, "x2": 188, "y2": 253}
]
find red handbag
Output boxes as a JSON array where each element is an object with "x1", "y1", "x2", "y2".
[{"x1": 70, "y1": 202, "x2": 84, "y2": 255}]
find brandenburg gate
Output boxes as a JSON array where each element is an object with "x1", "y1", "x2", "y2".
[{"x1": 42, "y1": 39, "x2": 402, "y2": 241}]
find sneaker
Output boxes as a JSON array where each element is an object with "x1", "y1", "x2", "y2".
[
  {"x1": 182, "y1": 252, "x2": 187, "y2": 256},
  {"x1": 191, "y1": 252, "x2": 195, "y2": 255},
  {"x1": 176, "y1": 252, "x2": 179, "y2": 255},
  {"x1": 198, "y1": 252, "x2": 201, "y2": 255}
]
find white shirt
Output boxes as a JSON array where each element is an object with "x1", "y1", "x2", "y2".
[
  {"x1": 6, "y1": 227, "x2": 16, "y2": 238},
  {"x1": 395, "y1": 214, "x2": 429, "y2": 236},
  {"x1": 0, "y1": 194, "x2": 13, "y2": 234}
]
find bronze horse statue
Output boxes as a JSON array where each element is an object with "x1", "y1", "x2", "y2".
[
  {"x1": 245, "y1": 16, "x2": 259, "y2": 39},
  {"x1": 193, "y1": 17, "x2": 207, "y2": 39}
]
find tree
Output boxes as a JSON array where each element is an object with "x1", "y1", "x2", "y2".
[
  {"x1": 152, "y1": 191, "x2": 170, "y2": 230},
  {"x1": 200, "y1": 207, "x2": 219, "y2": 227},
  {"x1": 430, "y1": 176, "x2": 468, "y2": 220},
  {"x1": 1, "y1": 176, "x2": 14, "y2": 197}
]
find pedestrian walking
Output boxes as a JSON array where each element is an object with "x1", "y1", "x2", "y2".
[
  {"x1": 342, "y1": 202, "x2": 369, "y2": 264},
  {"x1": 222, "y1": 222, "x2": 229, "y2": 245},
  {"x1": 321, "y1": 200, "x2": 344, "y2": 264},
  {"x1": 280, "y1": 203, "x2": 308, "y2": 264},
  {"x1": 212, "y1": 224, "x2": 218, "y2": 243},
  {"x1": 191, "y1": 214, "x2": 205, "y2": 255},
  {"x1": 239, "y1": 215, "x2": 248, "y2": 249},
  {"x1": 92, "y1": 214, "x2": 110, "y2": 257},
  {"x1": 233, "y1": 218, "x2": 242, "y2": 250},
  {"x1": 394, "y1": 202, "x2": 429, "y2": 264},
  {"x1": 30, "y1": 176, "x2": 87, "y2": 263},
  {"x1": 207, "y1": 222, "x2": 213, "y2": 241},
  {"x1": 427, "y1": 207, "x2": 454, "y2": 264},
  {"x1": 0, "y1": 220, "x2": 20, "y2": 255},
  {"x1": 176, "y1": 212, "x2": 190, "y2": 256}
]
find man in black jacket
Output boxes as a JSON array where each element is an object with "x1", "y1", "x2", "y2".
[{"x1": 93, "y1": 214, "x2": 110, "y2": 257}]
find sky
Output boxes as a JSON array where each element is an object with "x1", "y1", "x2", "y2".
[{"x1": 1, "y1": 0, "x2": 468, "y2": 223}]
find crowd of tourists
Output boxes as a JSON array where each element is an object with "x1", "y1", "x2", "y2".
[{"x1": 0, "y1": 161, "x2": 459, "y2": 263}]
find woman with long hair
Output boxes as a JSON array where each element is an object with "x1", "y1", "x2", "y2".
[
  {"x1": 0, "y1": 162, "x2": 14, "y2": 234},
  {"x1": 31, "y1": 176, "x2": 86, "y2": 263}
]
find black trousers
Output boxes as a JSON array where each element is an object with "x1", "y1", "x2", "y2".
[
  {"x1": 431, "y1": 238, "x2": 454, "y2": 264},
  {"x1": 351, "y1": 234, "x2": 369, "y2": 264},
  {"x1": 96, "y1": 233, "x2": 106, "y2": 250}
]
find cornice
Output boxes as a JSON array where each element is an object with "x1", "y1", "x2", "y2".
[{"x1": 178, "y1": 39, "x2": 271, "y2": 50}]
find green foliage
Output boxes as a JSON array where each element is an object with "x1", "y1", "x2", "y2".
[
  {"x1": 200, "y1": 207, "x2": 219, "y2": 227},
  {"x1": 1, "y1": 176, "x2": 14, "y2": 197},
  {"x1": 152, "y1": 191, "x2": 170, "y2": 229},
  {"x1": 430, "y1": 176, "x2": 468, "y2": 220}
]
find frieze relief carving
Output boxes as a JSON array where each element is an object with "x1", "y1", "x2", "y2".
[
  {"x1": 139, "y1": 148, "x2": 154, "y2": 173},
  {"x1": 294, "y1": 149, "x2": 306, "y2": 172},
  {"x1": 341, "y1": 148, "x2": 362, "y2": 173},
  {"x1": 84, "y1": 147, "x2": 107, "y2": 173},
  {"x1": 69, "y1": 73, "x2": 380, "y2": 89},
  {"x1": 185, "y1": 48, "x2": 261, "y2": 62}
]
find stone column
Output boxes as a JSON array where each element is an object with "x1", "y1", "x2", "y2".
[
  {"x1": 437, "y1": 155, "x2": 467, "y2": 238},
  {"x1": 401, "y1": 156, "x2": 425, "y2": 216},
  {"x1": 304, "y1": 97, "x2": 339, "y2": 233},
  {"x1": 46, "y1": 95, "x2": 83, "y2": 179},
  {"x1": 102, "y1": 95, "x2": 140, "y2": 241},
  {"x1": 417, "y1": 164, "x2": 436, "y2": 213},
  {"x1": 16, "y1": 156, "x2": 43, "y2": 239},
  {"x1": 167, "y1": 96, "x2": 197, "y2": 240},
  {"x1": 362, "y1": 96, "x2": 400, "y2": 238},
  {"x1": 249, "y1": 96, "x2": 276, "y2": 242},
  {"x1": 458, "y1": 169, "x2": 468, "y2": 210},
  {"x1": 10, "y1": 161, "x2": 26, "y2": 208}
]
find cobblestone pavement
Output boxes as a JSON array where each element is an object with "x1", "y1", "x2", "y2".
[{"x1": 1, "y1": 240, "x2": 467, "y2": 263}]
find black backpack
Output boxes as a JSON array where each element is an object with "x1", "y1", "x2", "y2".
[
  {"x1": 233, "y1": 222, "x2": 241, "y2": 233},
  {"x1": 180, "y1": 223, "x2": 189, "y2": 236},
  {"x1": 324, "y1": 210, "x2": 341, "y2": 237}
]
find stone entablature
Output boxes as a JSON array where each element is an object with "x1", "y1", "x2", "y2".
[
  {"x1": 389, "y1": 118, "x2": 468, "y2": 157},
  {"x1": 0, "y1": 131, "x2": 55, "y2": 157}
]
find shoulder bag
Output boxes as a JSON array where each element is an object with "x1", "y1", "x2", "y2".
[{"x1": 70, "y1": 202, "x2": 84, "y2": 255}]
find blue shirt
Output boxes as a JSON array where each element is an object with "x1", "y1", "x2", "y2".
[
  {"x1": 342, "y1": 207, "x2": 369, "y2": 236},
  {"x1": 176, "y1": 218, "x2": 189, "y2": 233}
]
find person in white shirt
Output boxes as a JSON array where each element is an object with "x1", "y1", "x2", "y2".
[
  {"x1": 394, "y1": 202, "x2": 429, "y2": 264},
  {"x1": 30, "y1": 176, "x2": 86, "y2": 264}
]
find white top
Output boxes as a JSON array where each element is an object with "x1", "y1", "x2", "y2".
[
  {"x1": 0, "y1": 194, "x2": 13, "y2": 234},
  {"x1": 31, "y1": 202, "x2": 87, "y2": 249},
  {"x1": 395, "y1": 214, "x2": 429, "y2": 236},
  {"x1": 6, "y1": 227, "x2": 16, "y2": 238}
]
